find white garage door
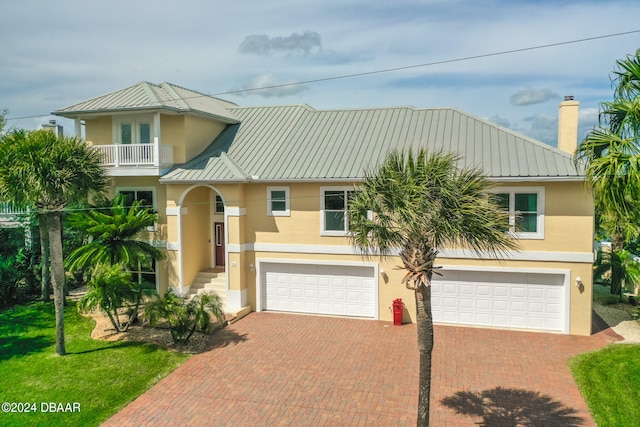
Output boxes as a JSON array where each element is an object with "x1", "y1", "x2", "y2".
[
  {"x1": 262, "y1": 263, "x2": 376, "y2": 318},
  {"x1": 431, "y1": 270, "x2": 566, "y2": 332}
]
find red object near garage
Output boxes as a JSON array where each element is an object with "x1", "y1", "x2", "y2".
[{"x1": 392, "y1": 298, "x2": 404, "y2": 326}]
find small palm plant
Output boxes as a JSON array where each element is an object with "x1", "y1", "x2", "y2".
[
  {"x1": 595, "y1": 248, "x2": 640, "y2": 298},
  {"x1": 77, "y1": 263, "x2": 137, "y2": 332},
  {"x1": 144, "y1": 290, "x2": 225, "y2": 344}
]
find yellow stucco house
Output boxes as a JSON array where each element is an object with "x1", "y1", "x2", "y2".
[{"x1": 53, "y1": 82, "x2": 593, "y2": 335}]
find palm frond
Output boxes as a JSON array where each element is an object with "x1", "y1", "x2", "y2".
[{"x1": 348, "y1": 148, "x2": 517, "y2": 267}]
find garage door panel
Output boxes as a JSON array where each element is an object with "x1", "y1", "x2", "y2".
[
  {"x1": 443, "y1": 283, "x2": 457, "y2": 294},
  {"x1": 477, "y1": 299, "x2": 491, "y2": 310},
  {"x1": 263, "y1": 263, "x2": 376, "y2": 318},
  {"x1": 477, "y1": 285, "x2": 491, "y2": 296},
  {"x1": 475, "y1": 313, "x2": 491, "y2": 324},
  {"x1": 511, "y1": 300, "x2": 526, "y2": 313},
  {"x1": 459, "y1": 284, "x2": 474, "y2": 295},
  {"x1": 547, "y1": 288, "x2": 564, "y2": 299},
  {"x1": 510, "y1": 314, "x2": 526, "y2": 327},
  {"x1": 547, "y1": 303, "x2": 562, "y2": 314},
  {"x1": 459, "y1": 312, "x2": 474, "y2": 323},
  {"x1": 443, "y1": 297, "x2": 457, "y2": 308},
  {"x1": 459, "y1": 297, "x2": 474, "y2": 309},
  {"x1": 442, "y1": 311, "x2": 458, "y2": 322},
  {"x1": 431, "y1": 271, "x2": 566, "y2": 332},
  {"x1": 528, "y1": 301, "x2": 544, "y2": 313},
  {"x1": 493, "y1": 300, "x2": 508, "y2": 311},
  {"x1": 493, "y1": 313, "x2": 508, "y2": 326},
  {"x1": 493, "y1": 285, "x2": 509, "y2": 297},
  {"x1": 511, "y1": 287, "x2": 526, "y2": 298},
  {"x1": 528, "y1": 288, "x2": 545, "y2": 299}
]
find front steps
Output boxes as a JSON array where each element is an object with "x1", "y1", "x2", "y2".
[
  {"x1": 185, "y1": 270, "x2": 252, "y2": 323},
  {"x1": 187, "y1": 271, "x2": 227, "y2": 310}
]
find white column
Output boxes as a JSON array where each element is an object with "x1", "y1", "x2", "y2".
[
  {"x1": 74, "y1": 118, "x2": 82, "y2": 139},
  {"x1": 153, "y1": 112, "x2": 161, "y2": 167}
]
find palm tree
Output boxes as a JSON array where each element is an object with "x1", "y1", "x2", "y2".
[
  {"x1": 575, "y1": 49, "x2": 640, "y2": 296},
  {"x1": 66, "y1": 196, "x2": 164, "y2": 324},
  {"x1": 348, "y1": 149, "x2": 516, "y2": 426},
  {"x1": 77, "y1": 263, "x2": 137, "y2": 332},
  {"x1": 0, "y1": 129, "x2": 106, "y2": 355},
  {"x1": 145, "y1": 290, "x2": 225, "y2": 344},
  {"x1": 65, "y1": 195, "x2": 164, "y2": 274}
]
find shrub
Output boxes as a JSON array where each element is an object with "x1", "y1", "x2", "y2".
[
  {"x1": 0, "y1": 248, "x2": 39, "y2": 307},
  {"x1": 77, "y1": 263, "x2": 154, "y2": 332},
  {"x1": 144, "y1": 290, "x2": 225, "y2": 344},
  {"x1": 0, "y1": 255, "x2": 19, "y2": 306}
]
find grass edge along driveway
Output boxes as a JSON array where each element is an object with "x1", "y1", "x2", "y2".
[
  {"x1": 0, "y1": 302, "x2": 190, "y2": 427},
  {"x1": 570, "y1": 343, "x2": 640, "y2": 426}
]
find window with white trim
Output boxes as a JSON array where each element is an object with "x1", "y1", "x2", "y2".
[
  {"x1": 115, "y1": 187, "x2": 158, "y2": 287},
  {"x1": 113, "y1": 115, "x2": 153, "y2": 145},
  {"x1": 215, "y1": 195, "x2": 224, "y2": 214},
  {"x1": 492, "y1": 187, "x2": 545, "y2": 239},
  {"x1": 267, "y1": 186, "x2": 290, "y2": 216},
  {"x1": 321, "y1": 187, "x2": 356, "y2": 235},
  {"x1": 117, "y1": 187, "x2": 157, "y2": 231},
  {"x1": 118, "y1": 188, "x2": 155, "y2": 210}
]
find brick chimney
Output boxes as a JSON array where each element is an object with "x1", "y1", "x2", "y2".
[{"x1": 557, "y1": 96, "x2": 579, "y2": 155}]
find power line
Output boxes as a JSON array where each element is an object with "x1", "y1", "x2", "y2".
[
  {"x1": 212, "y1": 29, "x2": 640, "y2": 97},
  {"x1": 5, "y1": 29, "x2": 640, "y2": 122}
]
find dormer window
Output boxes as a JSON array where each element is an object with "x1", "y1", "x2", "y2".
[{"x1": 114, "y1": 115, "x2": 153, "y2": 144}]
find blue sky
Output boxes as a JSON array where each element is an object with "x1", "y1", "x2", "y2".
[{"x1": 1, "y1": 0, "x2": 639, "y2": 147}]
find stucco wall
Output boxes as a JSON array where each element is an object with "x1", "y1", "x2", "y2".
[
  {"x1": 184, "y1": 116, "x2": 226, "y2": 162},
  {"x1": 85, "y1": 116, "x2": 112, "y2": 145},
  {"x1": 164, "y1": 179, "x2": 594, "y2": 335},
  {"x1": 180, "y1": 186, "x2": 212, "y2": 287},
  {"x1": 161, "y1": 115, "x2": 186, "y2": 163}
]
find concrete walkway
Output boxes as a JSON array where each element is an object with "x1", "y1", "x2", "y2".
[{"x1": 102, "y1": 312, "x2": 621, "y2": 426}]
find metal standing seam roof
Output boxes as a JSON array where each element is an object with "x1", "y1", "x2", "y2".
[
  {"x1": 52, "y1": 82, "x2": 240, "y2": 124},
  {"x1": 161, "y1": 104, "x2": 583, "y2": 183}
]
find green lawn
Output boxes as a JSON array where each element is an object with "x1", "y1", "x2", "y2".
[
  {"x1": 0, "y1": 302, "x2": 190, "y2": 427},
  {"x1": 570, "y1": 344, "x2": 640, "y2": 426}
]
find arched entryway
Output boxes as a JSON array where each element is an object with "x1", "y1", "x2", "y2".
[{"x1": 177, "y1": 185, "x2": 226, "y2": 292}]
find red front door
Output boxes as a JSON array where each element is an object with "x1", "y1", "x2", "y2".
[{"x1": 214, "y1": 222, "x2": 225, "y2": 267}]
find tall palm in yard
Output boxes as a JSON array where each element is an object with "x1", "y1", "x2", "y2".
[
  {"x1": 348, "y1": 149, "x2": 516, "y2": 426},
  {"x1": 575, "y1": 49, "x2": 640, "y2": 296},
  {"x1": 0, "y1": 129, "x2": 106, "y2": 355}
]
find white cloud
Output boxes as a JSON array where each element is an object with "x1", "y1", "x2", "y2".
[
  {"x1": 239, "y1": 32, "x2": 322, "y2": 56},
  {"x1": 510, "y1": 88, "x2": 559, "y2": 106}
]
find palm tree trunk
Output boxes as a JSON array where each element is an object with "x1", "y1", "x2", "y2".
[
  {"x1": 47, "y1": 212, "x2": 66, "y2": 356},
  {"x1": 415, "y1": 282, "x2": 434, "y2": 427},
  {"x1": 38, "y1": 216, "x2": 50, "y2": 301},
  {"x1": 611, "y1": 234, "x2": 624, "y2": 296}
]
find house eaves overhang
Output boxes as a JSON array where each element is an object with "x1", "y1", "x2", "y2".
[
  {"x1": 489, "y1": 176, "x2": 585, "y2": 183},
  {"x1": 52, "y1": 106, "x2": 240, "y2": 125},
  {"x1": 158, "y1": 176, "x2": 586, "y2": 184}
]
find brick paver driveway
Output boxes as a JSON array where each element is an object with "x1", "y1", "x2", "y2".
[{"x1": 103, "y1": 312, "x2": 621, "y2": 426}]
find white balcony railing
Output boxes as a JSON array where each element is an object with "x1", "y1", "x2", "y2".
[
  {"x1": 0, "y1": 202, "x2": 27, "y2": 223},
  {"x1": 91, "y1": 142, "x2": 173, "y2": 168}
]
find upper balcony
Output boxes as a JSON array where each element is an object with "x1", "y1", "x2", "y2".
[{"x1": 91, "y1": 140, "x2": 174, "y2": 177}]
